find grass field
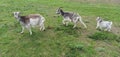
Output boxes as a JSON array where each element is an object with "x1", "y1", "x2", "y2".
[{"x1": 0, "y1": 0, "x2": 120, "y2": 57}]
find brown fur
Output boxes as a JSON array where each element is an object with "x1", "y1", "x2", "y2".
[
  {"x1": 20, "y1": 14, "x2": 41, "y2": 24},
  {"x1": 28, "y1": 14, "x2": 41, "y2": 19},
  {"x1": 20, "y1": 16, "x2": 30, "y2": 24}
]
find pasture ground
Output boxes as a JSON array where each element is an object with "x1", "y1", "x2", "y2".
[{"x1": 0, "y1": 0, "x2": 120, "y2": 57}]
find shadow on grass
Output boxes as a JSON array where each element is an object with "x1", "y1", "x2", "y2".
[
  {"x1": 54, "y1": 24, "x2": 84, "y2": 37},
  {"x1": 21, "y1": 31, "x2": 46, "y2": 41},
  {"x1": 88, "y1": 31, "x2": 120, "y2": 42},
  {"x1": 65, "y1": 42, "x2": 96, "y2": 57}
]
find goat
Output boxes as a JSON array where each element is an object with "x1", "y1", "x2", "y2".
[
  {"x1": 96, "y1": 17, "x2": 112, "y2": 31},
  {"x1": 56, "y1": 7, "x2": 87, "y2": 28},
  {"x1": 13, "y1": 12, "x2": 45, "y2": 35}
]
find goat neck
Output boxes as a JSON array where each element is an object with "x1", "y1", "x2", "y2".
[{"x1": 60, "y1": 9, "x2": 64, "y2": 16}]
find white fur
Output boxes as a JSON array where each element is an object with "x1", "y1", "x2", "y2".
[
  {"x1": 62, "y1": 16, "x2": 87, "y2": 28},
  {"x1": 96, "y1": 17, "x2": 112, "y2": 31},
  {"x1": 13, "y1": 12, "x2": 45, "y2": 35},
  {"x1": 30, "y1": 18, "x2": 39, "y2": 27}
]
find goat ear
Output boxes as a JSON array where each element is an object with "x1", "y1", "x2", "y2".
[
  {"x1": 17, "y1": 12, "x2": 20, "y2": 14},
  {"x1": 13, "y1": 12, "x2": 16, "y2": 16},
  {"x1": 96, "y1": 17, "x2": 99, "y2": 20},
  {"x1": 97, "y1": 17, "x2": 100, "y2": 19},
  {"x1": 13, "y1": 12, "x2": 15, "y2": 14}
]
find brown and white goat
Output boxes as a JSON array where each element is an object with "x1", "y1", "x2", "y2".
[{"x1": 13, "y1": 12, "x2": 45, "y2": 35}]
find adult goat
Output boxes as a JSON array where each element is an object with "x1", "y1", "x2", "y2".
[{"x1": 13, "y1": 12, "x2": 45, "y2": 35}]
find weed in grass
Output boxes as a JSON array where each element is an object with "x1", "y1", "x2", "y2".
[
  {"x1": 88, "y1": 31, "x2": 118, "y2": 41},
  {"x1": 0, "y1": 24, "x2": 8, "y2": 34},
  {"x1": 95, "y1": 47, "x2": 105, "y2": 52},
  {"x1": 54, "y1": 25, "x2": 82, "y2": 37},
  {"x1": 65, "y1": 42, "x2": 96, "y2": 57}
]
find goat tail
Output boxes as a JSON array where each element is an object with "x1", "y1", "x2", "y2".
[
  {"x1": 38, "y1": 16, "x2": 45, "y2": 26},
  {"x1": 39, "y1": 16, "x2": 45, "y2": 31},
  {"x1": 40, "y1": 16, "x2": 45, "y2": 23},
  {"x1": 110, "y1": 21, "x2": 112, "y2": 25},
  {"x1": 78, "y1": 16, "x2": 87, "y2": 28}
]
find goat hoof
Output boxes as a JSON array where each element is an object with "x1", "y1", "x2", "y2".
[
  {"x1": 63, "y1": 24, "x2": 65, "y2": 26},
  {"x1": 73, "y1": 27, "x2": 75, "y2": 29},
  {"x1": 42, "y1": 29, "x2": 46, "y2": 31},
  {"x1": 30, "y1": 33, "x2": 32, "y2": 35},
  {"x1": 20, "y1": 32, "x2": 23, "y2": 34}
]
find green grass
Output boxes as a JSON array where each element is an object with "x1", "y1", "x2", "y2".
[
  {"x1": 88, "y1": 31, "x2": 119, "y2": 41},
  {"x1": 0, "y1": 0, "x2": 120, "y2": 57}
]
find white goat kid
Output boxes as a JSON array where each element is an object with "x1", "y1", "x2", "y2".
[
  {"x1": 56, "y1": 7, "x2": 87, "y2": 28},
  {"x1": 96, "y1": 17, "x2": 112, "y2": 31},
  {"x1": 13, "y1": 12, "x2": 45, "y2": 35}
]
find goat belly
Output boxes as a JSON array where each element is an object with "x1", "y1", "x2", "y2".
[
  {"x1": 100, "y1": 22, "x2": 108, "y2": 29},
  {"x1": 30, "y1": 18, "x2": 39, "y2": 27}
]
